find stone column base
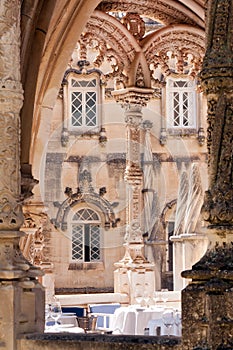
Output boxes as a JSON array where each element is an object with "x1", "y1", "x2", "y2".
[{"x1": 0, "y1": 280, "x2": 44, "y2": 350}]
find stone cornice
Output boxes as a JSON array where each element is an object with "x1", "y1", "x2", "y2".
[{"x1": 112, "y1": 87, "x2": 154, "y2": 106}]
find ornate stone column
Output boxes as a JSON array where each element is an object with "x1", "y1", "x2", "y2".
[
  {"x1": 112, "y1": 88, "x2": 155, "y2": 304},
  {"x1": 181, "y1": 1, "x2": 233, "y2": 348},
  {"x1": 0, "y1": 2, "x2": 44, "y2": 349}
]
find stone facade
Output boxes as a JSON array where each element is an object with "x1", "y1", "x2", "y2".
[
  {"x1": 28, "y1": 7, "x2": 208, "y2": 298},
  {"x1": 0, "y1": 1, "x2": 232, "y2": 350}
]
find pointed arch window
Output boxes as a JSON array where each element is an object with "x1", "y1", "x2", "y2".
[
  {"x1": 71, "y1": 208, "x2": 101, "y2": 262},
  {"x1": 166, "y1": 78, "x2": 197, "y2": 129}
]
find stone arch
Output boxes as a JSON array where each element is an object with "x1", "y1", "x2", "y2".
[
  {"x1": 21, "y1": 0, "x2": 102, "y2": 168},
  {"x1": 142, "y1": 24, "x2": 205, "y2": 79},
  {"x1": 97, "y1": 0, "x2": 204, "y2": 28},
  {"x1": 53, "y1": 191, "x2": 118, "y2": 232},
  {"x1": 78, "y1": 10, "x2": 142, "y2": 85},
  {"x1": 127, "y1": 52, "x2": 151, "y2": 88}
]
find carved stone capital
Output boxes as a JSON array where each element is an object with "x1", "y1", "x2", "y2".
[{"x1": 112, "y1": 87, "x2": 153, "y2": 107}]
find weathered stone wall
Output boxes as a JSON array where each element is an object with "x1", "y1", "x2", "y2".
[{"x1": 18, "y1": 334, "x2": 181, "y2": 350}]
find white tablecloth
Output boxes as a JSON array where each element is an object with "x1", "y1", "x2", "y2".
[
  {"x1": 111, "y1": 306, "x2": 181, "y2": 336},
  {"x1": 45, "y1": 325, "x2": 85, "y2": 333},
  {"x1": 45, "y1": 313, "x2": 84, "y2": 333}
]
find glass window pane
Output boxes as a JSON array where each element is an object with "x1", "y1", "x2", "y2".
[
  {"x1": 85, "y1": 92, "x2": 97, "y2": 126},
  {"x1": 90, "y1": 225, "x2": 100, "y2": 261},
  {"x1": 73, "y1": 208, "x2": 99, "y2": 221},
  {"x1": 71, "y1": 92, "x2": 82, "y2": 126},
  {"x1": 72, "y1": 225, "x2": 83, "y2": 260},
  {"x1": 167, "y1": 79, "x2": 196, "y2": 129}
]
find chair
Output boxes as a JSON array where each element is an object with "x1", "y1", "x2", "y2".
[
  {"x1": 61, "y1": 306, "x2": 85, "y2": 317},
  {"x1": 88, "y1": 303, "x2": 121, "y2": 330}
]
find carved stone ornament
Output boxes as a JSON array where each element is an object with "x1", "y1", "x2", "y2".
[
  {"x1": 112, "y1": 87, "x2": 153, "y2": 107},
  {"x1": 144, "y1": 26, "x2": 205, "y2": 80},
  {"x1": 0, "y1": 0, "x2": 24, "y2": 232},
  {"x1": 53, "y1": 169, "x2": 119, "y2": 230},
  {"x1": 78, "y1": 12, "x2": 136, "y2": 85},
  {"x1": 0, "y1": 192, "x2": 24, "y2": 230},
  {"x1": 124, "y1": 220, "x2": 143, "y2": 243},
  {"x1": 201, "y1": 184, "x2": 233, "y2": 226},
  {"x1": 97, "y1": 1, "x2": 202, "y2": 27},
  {"x1": 122, "y1": 13, "x2": 145, "y2": 41}
]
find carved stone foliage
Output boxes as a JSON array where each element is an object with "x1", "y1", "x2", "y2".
[
  {"x1": 200, "y1": 94, "x2": 233, "y2": 225},
  {"x1": 73, "y1": 10, "x2": 205, "y2": 96},
  {"x1": 143, "y1": 26, "x2": 205, "y2": 81},
  {"x1": 77, "y1": 11, "x2": 138, "y2": 86}
]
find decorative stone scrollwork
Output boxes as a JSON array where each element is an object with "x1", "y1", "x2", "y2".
[
  {"x1": 143, "y1": 26, "x2": 205, "y2": 80},
  {"x1": 53, "y1": 169, "x2": 119, "y2": 230}
]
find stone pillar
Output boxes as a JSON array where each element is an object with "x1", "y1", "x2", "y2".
[
  {"x1": 171, "y1": 233, "x2": 208, "y2": 291},
  {"x1": 0, "y1": 2, "x2": 44, "y2": 349},
  {"x1": 112, "y1": 88, "x2": 155, "y2": 304},
  {"x1": 181, "y1": 1, "x2": 233, "y2": 348}
]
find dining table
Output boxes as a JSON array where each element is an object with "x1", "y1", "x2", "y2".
[
  {"x1": 45, "y1": 313, "x2": 85, "y2": 334},
  {"x1": 111, "y1": 305, "x2": 181, "y2": 336}
]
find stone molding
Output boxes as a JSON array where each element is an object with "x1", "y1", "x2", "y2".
[{"x1": 97, "y1": 1, "x2": 203, "y2": 27}]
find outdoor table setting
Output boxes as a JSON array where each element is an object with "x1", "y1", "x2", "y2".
[
  {"x1": 110, "y1": 287, "x2": 182, "y2": 336},
  {"x1": 44, "y1": 301, "x2": 85, "y2": 334},
  {"x1": 111, "y1": 304, "x2": 181, "y2": 336}
]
